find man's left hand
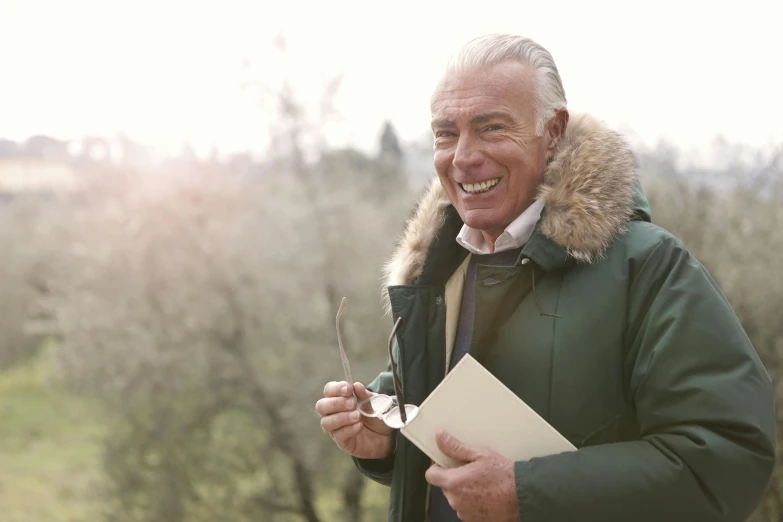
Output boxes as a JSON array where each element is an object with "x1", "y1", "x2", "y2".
[{"x1": 424, "y1": 430, "x2": 519, "y2": 522}]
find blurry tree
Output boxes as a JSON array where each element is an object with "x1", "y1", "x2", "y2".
[
  {"x1": 640, "y1": 146, "x2": 783, "y2": 522},
  {"x1": 370, "y1": 121, "x2": 406, "y2": 201},
  {"x1": 379, "y1": 121, "x2": 402, "y2": 163},
  {"x1": 44, "y1": 83, "x2": 413, "y2": 521},
  {"x1": 22, "y1": 135, "x2": 69, "y2": 160},
  {"x1": 0, "y1": 138, "x2": 18, "y2": 157},
  {"x1": 0, "y1": 195, "x2": 64, "y2": 369}
]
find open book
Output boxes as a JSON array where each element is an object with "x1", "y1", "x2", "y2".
[{"x1": 400, "y1": 354, "x2": 576, "y2": 468}]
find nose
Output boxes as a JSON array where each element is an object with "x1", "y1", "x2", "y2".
[{"x1": 452, "y1": 134, "x2": 484, "y2": 171}]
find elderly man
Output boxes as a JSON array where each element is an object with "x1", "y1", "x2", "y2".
[{"x1": 315, "y1": 34, "x2": 775, "y2": 522}]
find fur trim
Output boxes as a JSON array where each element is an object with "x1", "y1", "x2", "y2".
[
  {"x1": 536, "y1": 113, "x2": 637, "y2": 263},
  {"x1": 381, "y1": 113, "x2": 638, "y2": 313},
  {"x1": 380, "y1": 176, "x2": 451, "y2": 315}
]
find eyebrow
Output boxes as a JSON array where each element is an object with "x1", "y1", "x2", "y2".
[{"x1": 431, "y1": 112, "x2": 515, "y2": 129}]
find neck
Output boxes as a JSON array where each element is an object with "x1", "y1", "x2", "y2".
[
  {"x1": 477, "y1": 200, "x2": 536, "y2": 253},
  {"x1": 479, "y1": 229, "x2": 503, "y2": 253}
]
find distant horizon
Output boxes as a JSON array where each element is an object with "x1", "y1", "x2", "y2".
[{"x1": 2, "y1": 123, "x2": 779, "y2": 175}]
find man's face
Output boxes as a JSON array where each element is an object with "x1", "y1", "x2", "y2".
[{"x1": 431, "y1": 61, "x2": 553, "y2": 239}]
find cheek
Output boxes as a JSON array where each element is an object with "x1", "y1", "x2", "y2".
[
  {"x1": 505, "y1": 154, "x2": 542, "y2": 186},
  {"x1": 438, "y1": 174, "x2": 459, "y2": 206},
  {"x1": 433, "y1": 150, "x2": 452, "y2": 175}
]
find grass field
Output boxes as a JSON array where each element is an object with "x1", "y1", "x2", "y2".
[
  {"x1": 0, "y1": 353, "x2": 391, "y2": 522},
  {"x1": 0, "y1": 352, "x2": 108, "y2": 522}
]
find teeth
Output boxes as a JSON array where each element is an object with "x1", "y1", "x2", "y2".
[{"x1": 462, "y1": 178, "x2": 500, "y2": 194}]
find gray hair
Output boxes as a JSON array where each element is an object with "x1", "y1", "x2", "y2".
[{"x1": 446, "y1": 34, "x2": 567, "y2": 135}]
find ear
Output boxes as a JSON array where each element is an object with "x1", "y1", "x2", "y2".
[{"x1": 546, "y1": 108, "x2": 569, "y2": 153}]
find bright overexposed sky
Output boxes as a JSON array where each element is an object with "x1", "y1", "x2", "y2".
[{"x1": 1, "y1": 0, "x2": 781, "y2": 160}]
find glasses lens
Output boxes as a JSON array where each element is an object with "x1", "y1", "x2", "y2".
[
  {"x1": 358, "y1": 395, "x2": 393, "y2": 417},
  {"x1": 382, "y1": 404, "x2": 419, "y2": 429}
]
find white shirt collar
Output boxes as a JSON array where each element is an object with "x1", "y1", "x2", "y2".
[{"x1": 455, "y1": 198, "x2": 545, "y2": 255}]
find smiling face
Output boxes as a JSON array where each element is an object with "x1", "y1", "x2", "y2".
[{"x1": 431, "y1": 60, "x2": 566, "y2": 246}]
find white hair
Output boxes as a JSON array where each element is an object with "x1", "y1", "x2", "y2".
[{"x1": 446, "y1": 34, "x2": 567, "y2": 135}]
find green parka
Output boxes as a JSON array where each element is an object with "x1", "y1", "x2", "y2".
[{"x1": 353, "y1": 113, "x2": 775, "y2": 522}]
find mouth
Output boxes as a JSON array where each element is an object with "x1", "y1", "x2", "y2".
[{"x1": 459, "y1": 177, "x2": 500, "y2": 195}]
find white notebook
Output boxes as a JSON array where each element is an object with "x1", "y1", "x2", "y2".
[{"x1": 400, "y1": 354, "x2": 576, "y2": 468}]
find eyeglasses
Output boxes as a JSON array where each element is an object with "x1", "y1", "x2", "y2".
[{"x1": 335, "y1": 297, "x2": 419, "y2": 428}]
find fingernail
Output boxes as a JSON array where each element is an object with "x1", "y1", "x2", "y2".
[
  {"x1": 349, "y1": 411, "x2": 360, "y2": 421},
  {"x1": 346, "y1": 398, "x2": 355, "y2": 409},
  {"x1": 342, "y1": 384, "x2": 349, "y2": 395}
]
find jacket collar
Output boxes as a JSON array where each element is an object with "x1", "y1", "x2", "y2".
[{"x1": 382, "y1": 113, "x2": 646, "y2": 312}]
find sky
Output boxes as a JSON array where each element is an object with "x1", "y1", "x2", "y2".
[{"x1": 1, "y1": 0, "x2": 781, "y2": 162}]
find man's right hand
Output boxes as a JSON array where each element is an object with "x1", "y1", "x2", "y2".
[{"x1": 316, "y1": 381, "x2": 394, "y2": 460}]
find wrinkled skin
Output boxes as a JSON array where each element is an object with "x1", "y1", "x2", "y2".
[
  {"x1": 425, "y1": 430, "x2": 519, "y2": 522},
  {"x1": 315, "y1": 381, "x2": 393, "y2": 459},
  {"x1": 431, "y1": 60, "x2": 568, "y2": 250}
]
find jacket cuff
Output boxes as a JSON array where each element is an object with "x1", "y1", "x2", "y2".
[
  {"x1": 515, "y1": 460, "x2": 536, "y2": 522},
  {"x1": 352, "y1": 451, "x2": 395, "y2": 486},
  {"x1": 353, "y1": 430, "x2": 397, "y2": 485}
]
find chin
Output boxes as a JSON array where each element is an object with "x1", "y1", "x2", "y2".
[{"x1": 459, "y1": 210, "x2": 505, "y2": 232}]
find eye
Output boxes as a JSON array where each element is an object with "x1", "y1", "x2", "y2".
[
  {"x1": 435, "y1": 130, "x2": 456, "y2": 138},
  {"x1": 483, "y1": 124, "x2": 504, "y2": 132}
]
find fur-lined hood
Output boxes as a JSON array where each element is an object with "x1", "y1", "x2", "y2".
[{"x1": 382, "y1": 113, "x2": 643, "y2": 303}]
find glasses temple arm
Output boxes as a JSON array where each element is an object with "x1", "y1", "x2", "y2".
[{"x1": 387, "y1": 316, "x2": 407, "y2": 424}]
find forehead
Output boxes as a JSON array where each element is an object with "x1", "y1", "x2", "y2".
[{"x1": 430, "y1": 60, "x2": 536, "y2": 122}]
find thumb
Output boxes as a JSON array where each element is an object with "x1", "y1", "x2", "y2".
[
  {"x1": 353, "y1": 382, "x2": 374, "y2": 401},
  {"x1": 435, "y1": 429, "x2": 478, "y2": 463}
]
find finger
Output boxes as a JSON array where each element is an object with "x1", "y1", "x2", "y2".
[
  {"x1": 323, "y1": 381, "x2": 352, "y2": 397},
  {"x1": 321, "y1": 410, "x2": 361, "y2": 434},
  {"x1": 435, "y1": 430, "x2": 479, "y2": 463},
  {"x1": 353, "y1": 382, "x2": 376, "y2": 401},
  {"x1": 424, "y1": 464, "x2": 451, "y2": 489},
  {"x1": 331, "y1": 417, "x2": 364, "y2": 446},
  {"x1": 315, "y1": 396, "x2": 356, "y2": 417}
]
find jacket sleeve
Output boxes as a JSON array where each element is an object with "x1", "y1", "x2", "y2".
[
  {"x1": 515, "y1": 236, "x2": 776, "y2": 522},
  {"x1": 352, "y1": 364, "x2": 398, "y2": 486}
]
